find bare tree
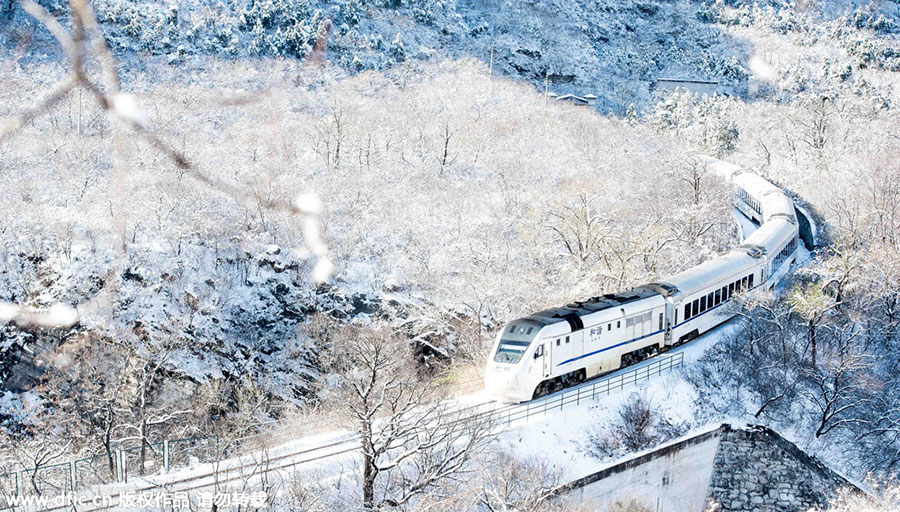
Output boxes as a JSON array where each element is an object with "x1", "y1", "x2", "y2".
[
  {"x1": 113, "y1": 337, "x2": 192, "y2": 476},
  {"x1": 788, "y1": 280, "x2": 841, "y2": 367},
  {"x1": 437, "y1": 121, "x2": 456, "y2": 175},
  {"x1": 675, "y1": 158, "x2": 710, "y2": 205},
  {"x1": 322, "y1": 324, "x2": 494, "y2": 510},
  {"x1": 475, "y1": 453, "x2": 564, "y2": 512},
  {"x1": 792, "y1": 96, "x2": 834, "y2": 152},
  {"x1": 545, "y1": 194, "x2": 611, "y2": 265},
  {"x1": 311, "y1": 104, "x2": 348, "y2": 170},
  {"x1": 14, "y1": 440, "x2": 71, "y2": 495},
  {"x1": 801, "y1": 324, "x2": 871, "y2": 438}
]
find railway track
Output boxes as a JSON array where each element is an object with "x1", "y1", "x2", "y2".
[{"x1": 27, "y1": 348, "x2": 689, "y2": 512}]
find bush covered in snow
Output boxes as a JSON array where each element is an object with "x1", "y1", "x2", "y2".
[{"x1": 585, "y1": 392, "x2": 690, "y2": 459}]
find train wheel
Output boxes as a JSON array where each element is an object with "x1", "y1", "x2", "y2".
[
  {"x1": 573, "y1": 369, "x2": 586, "y2": 384},
  {"x1": 532, "y1": 380, "x2": 551, "y2": 399},
  {"x1": 677, "y1": 330, "x2": 699, "y2": 345}
]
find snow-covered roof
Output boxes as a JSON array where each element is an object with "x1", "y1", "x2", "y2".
[{"x1": 657, "y1": 251, "x2": 757, "y2": 299}]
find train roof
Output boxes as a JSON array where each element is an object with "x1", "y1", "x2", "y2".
[
  {"x1": 526, "y1": 288, "x2": 660, "y2": 325},
  {"x1": 733, "y1": 172, "x2": 796, "y2": 220},
  {"x1": 653, "y1": 251, "x2": 757, "y2": 298},
  {"x1": 743, "y1": 218, "x2": 797, "y2": 253}
]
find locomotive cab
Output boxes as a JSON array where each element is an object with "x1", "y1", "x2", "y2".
[{"x1": 484, "y1": 319, "x2": 547, "y2": 402}]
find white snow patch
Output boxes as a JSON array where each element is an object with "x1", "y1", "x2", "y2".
[
  {"x1": 295, "y1": 193, "x2": 323, "y2": 215},
  {"x1": 42, "y1": 303, "x2": 79, "y2": 327},
  {"x1": 748, "y1": 54, "x2": 777, "y2": 81},
  {"x1": 0, "y1": 302, "x2": 19, "y2": 323},
  {"x1": 111, "y1": 93, "x2": 149, "y2": 128}
]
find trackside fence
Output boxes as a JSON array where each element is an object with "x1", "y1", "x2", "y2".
[
  {"x1": 0, "y1": 434, "x2": 221, "y2": 510},
  {"x1": 0, "y1": 353, "x2": 683, "y2": 510},
  {"x1": 464, "y1": 352, "x2": 685, "y2": 430}
]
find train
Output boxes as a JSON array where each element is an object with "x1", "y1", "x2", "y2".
[{"x1": 484, "y1": 159, "x2": 801, "y2": 403}]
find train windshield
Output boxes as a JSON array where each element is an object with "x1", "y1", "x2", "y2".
[
  {"x1": 493, "y1": 320, "x2": 541, "y2": 364},
  {"x1": 493, "y1": 340, "x2": 530, "y2": 364}
]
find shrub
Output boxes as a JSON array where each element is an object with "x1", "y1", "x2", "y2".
[{"x1": 586, "y1": 393, "x2": 689, "y2": 459}]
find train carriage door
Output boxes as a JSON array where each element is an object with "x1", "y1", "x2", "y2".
[
  {"x1": 664, "y1": 302, "x2": 673, "y2": 345},
  {"x1": 544, "y1": 343, "x2": 550, "y2": 376},
  {"x1": 537, "y1": 343, "x2": 549, "y2": 377}
]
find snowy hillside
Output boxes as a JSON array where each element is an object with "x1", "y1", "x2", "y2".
[{"x1": 6, "y1": 0, "x2": 897, "y2": 114}]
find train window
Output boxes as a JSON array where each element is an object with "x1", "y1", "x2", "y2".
[
  {"x1": 608, "y1": 323, "x2": 611, "y2": 331},
  {"x1": 700, "y1": 296, "x2": 707, "y2": 312},
  {"x1": 722, "y1": 286, "x2": 728, "y2": 300},
  {"x1": 714, "y1": 290, "x2": 721, "y2": 306},
  {"x1": 707, "y1": 293, "x2": 714, "y2": 307},
  {"x1": 729, "y1": 282, "x2": 735, "y2": 295},
  {"x1": 685, "y1": 303, "x2": 691, "y2": 319},
  {"x1": 617, "y1": 321, "x2": 620, "y2": 328},
  {"x1": 675, "y1": 310, "x2": 678, "y2": 324},
  {"x1": 659, "y1": 313, "x2": 663, "y2": 330},
  {"x1": 626, "y1": 317, "x2": 633, "y2": 327},
  {"x1": 566, "y1": 336, "x2": 570, "y2": 344},
  {"x1": 509, "y1": 324, "x2": 516, "y2": 333},
  {"x1": 692, "y1": 299, "x2": 699, "y2": 316},
  {"x1": 556, "y1": 339, "x2": 560, "y2": 346},
  {"x1": 742, "y1": 276, "x2": 748, "y2": 290},
  {"x1": 749, "y1": 274, "x2": 754, "y2": 288}
]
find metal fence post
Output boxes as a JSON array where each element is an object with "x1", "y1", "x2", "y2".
[
  {"x1": 163, "y1": 440, "x2": 170, "y2": 472},
  {"x1": 69, "y1": 461, "x2": 76, "y2": 492},
  {"x1": 15, "y1": 470, "x2": 20, "y2": 496},
  {"x1": 116, "y1": 450, "x2": 125, "y2": 483}
]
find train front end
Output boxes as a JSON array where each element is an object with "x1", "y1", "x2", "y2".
[{"x1": 484, "y1": 319, "x2": 543, "y2": 403}]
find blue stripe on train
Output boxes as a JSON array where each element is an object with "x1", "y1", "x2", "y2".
[
  {"x1": 554, "y1": 283, "x2": 765, "y2": 368},
  {"x1": 555, "y1": 328, "x2": 665, "y2": 367}
]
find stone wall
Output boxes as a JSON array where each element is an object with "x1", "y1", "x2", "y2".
[{"x1": 707, "y1": 425, "x2": 856, "y2": 511}]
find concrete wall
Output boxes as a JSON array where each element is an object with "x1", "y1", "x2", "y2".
[
  {"x1": 559, "y1": 428, "x2": 722, "y2": 511},
  {"x1": 654, "y1": 80, "x2": 718, "y2": 96}
]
